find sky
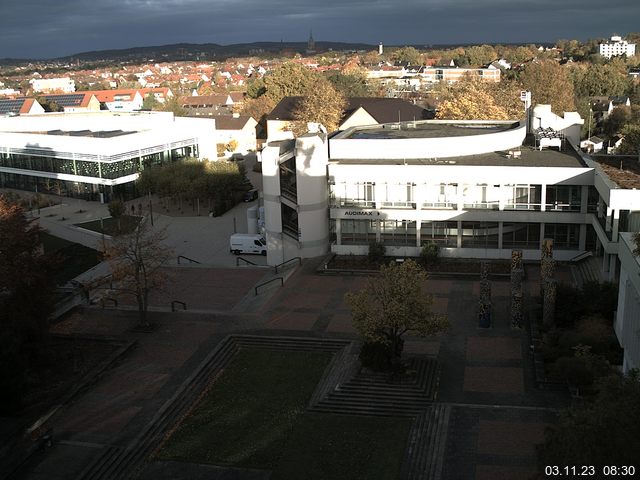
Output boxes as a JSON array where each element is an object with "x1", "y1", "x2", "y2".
[{"x1": 1, "y1": 0, "x2": 639, "y2": 59}]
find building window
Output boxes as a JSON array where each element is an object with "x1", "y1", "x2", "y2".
[
  {"x1": 504, "y1": 184, "x2": 541, "y2": 211},
  {"x1": 544, "y1": 223, "x2": 580, "y2": 250},
  {"x1": 420, "y1": 221, "x2": 457, "y2": 247},
  {"x1": 502, "y1": 222, "x2": 541, "y2": 249},
  {"x1": 545, "y1": 185, "x2": 581, "y2": 212},
  {"x1": 461, "y1": 222, "x2": 499, "y2": 248},
  {"x1": 332, "y1": 182, "x2": 375, "y2": 208},
  {"x1": 380, "y1": 220, "x2": 416, "y2": 246},
  {"x1": 341, "y1": 219, "x2": 376, "y2": 245},
  {"x1": 281, "y1": 203, "x2": 298, "y2": 240},
  {"x1": 463, "y1": 184, "x2": 499, "y2": 210},
  {"x1": 422, "y1": 183, "x2": 457, "y2": 209},
  {"x1": 381, "y1": 183, "x2": 414, "y2": 208}
]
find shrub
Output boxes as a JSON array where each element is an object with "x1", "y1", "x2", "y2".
[
  {"x1": 359, "y1": 339, "x2": 404, "y2": 372},
  {"x1": 552, "y1": 356, "x2": 594, "y2": 388},
  {"x1": 108, "y1": 200, "x2": 126, "y2": 218},
  {"x1": 368, "y1": 241, "x2": 386, "y2": 265},
  {"x1": 420, "y1": 242, "x2": 439, "y2": 267}
]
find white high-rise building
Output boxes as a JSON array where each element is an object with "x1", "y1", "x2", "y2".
[{"x1": 599, "y1": 35, "x2": 636, "y2": 58}]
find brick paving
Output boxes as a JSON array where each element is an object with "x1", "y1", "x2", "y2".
[{"x1": 13, "y1": 259, "x2": 572, "y2": 480}]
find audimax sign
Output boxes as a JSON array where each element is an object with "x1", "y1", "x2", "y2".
[{"x1": 343, "y1": 211, "x2": 381, "y2": 216}]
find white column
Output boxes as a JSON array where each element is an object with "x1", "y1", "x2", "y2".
[
  {"x1": 580, "y1": 185, "x2": 589, "y2": 214},
  {"x1": 540, "y1": 184, "x2": 547, "y2": 212},
  {"x1": 612, "y1": 209, "x2": 620, "y2": 240}
]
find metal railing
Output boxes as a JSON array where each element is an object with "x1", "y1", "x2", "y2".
[
  {"x1": 171, "y1": 300, "x2": 187, "y2": 311},
  {"x1": 236, "y1": 256, "x2": 258, "y2": 266},
  {"x1": 177, "y1": 255, "x2": 201, "y2": 264},
  {"x1": 275, "y1": 257, "x2": 301, "y2": 274},
  {"x1": 254, "y1": 277, "x2": 283, "y2": 295}
]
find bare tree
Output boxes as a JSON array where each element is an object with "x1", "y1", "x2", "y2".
[{"x1": 104, "y1": 218, "x2": 173, "y2": 327}]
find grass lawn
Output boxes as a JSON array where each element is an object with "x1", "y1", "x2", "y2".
[
  {"x1": 272, "y1": 413, "x2": 411, "y2": 480},
  {"x1": 40, "y1": 232, "x2": 100, "y2": 284},
  {"x1": 74, "y1": 215, "x2": 141, "y2": 236},
  {"x1": 158, "y1": 348, "x2": 332, "y2": 469},
  {"x1": 157, "y1": 348, "x2": 412, "y2": 479}
]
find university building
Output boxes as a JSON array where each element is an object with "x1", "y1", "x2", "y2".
[
  {"x1": 260, "y1": 104, "x2": 640, "y2": 373},
  {"x1": 0, "y1": 111, "x2": 216, "y2": 201}
]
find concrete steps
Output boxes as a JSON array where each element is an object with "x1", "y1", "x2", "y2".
[
  {"x1": 574, "y1": 256, "x2": 602, "y2": 286},
  {"x1": 76, "y1": 335, "x2": 350, "y2": 480},
  {"x1": 309, "y1": 357, "x2": 440, "y2": 417},
  {"x1": 402, "y1": 404, "x2": 451, "y2": 480}
]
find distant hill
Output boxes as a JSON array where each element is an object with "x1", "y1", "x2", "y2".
[
  {"x1": 0, "y1": 40, "x2": 555, "y2": 64},
  {"x1": 53, "y1": 41, "x2": 380, "y2": 62}
]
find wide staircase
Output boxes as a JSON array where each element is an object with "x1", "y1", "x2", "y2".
[
  {"x1": 77, "y1": 335, "x2": 448, "y2": 480},
  {"x1": 572, "y1": 255, "x2": 603, "y2": 286},
  {"x1": 309, "y1": 357, "x2": 439, "y2": 417}
]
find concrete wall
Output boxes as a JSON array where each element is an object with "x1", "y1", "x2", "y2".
[
  {"x1": 330, "y1": 122, "x2": 526, "y2": 159},
  {"x1": 615, "y1": 233, "x2": 640, "y2": 373},
  {"x1": 294, "y1": 134, "x2": 330, "y2": 258}
]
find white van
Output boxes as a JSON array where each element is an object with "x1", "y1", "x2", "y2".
[{"x1": 229, "y1": 234, "x2": 267, "y2": 255}]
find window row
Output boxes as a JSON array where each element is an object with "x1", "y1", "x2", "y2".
[
  {"x1": 338, "y1": 219, "x2": 581, "y2": 250},
  {"x1": 0, "y1": 148, "x2": 192, "y2": 179},
  {"x1": 330, "y1": 182, "x2": 589, "y2": 212}
]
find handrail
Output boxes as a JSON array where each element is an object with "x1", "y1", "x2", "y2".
[
  {"x1": 569, "y1": 251, "x2": 593, "y2": 263},
  {"x1": 177, "y1": 255, "x2": 201, "y2": 265},
  {"x1": 254, "y1": 277, "x2": 284, "y2": 295},
  {"x1": 274, "y1": 256, "x2": 301, "y2": 274},
  {"x1": 171, "y1": 300, "x2": 187, "y2": 311},
  {"x1": 236, "y1": 256, "x2": 258, "y2": 266}
]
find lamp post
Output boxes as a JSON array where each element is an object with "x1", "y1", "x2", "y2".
[{"x1": 148, "y1": 190, "x2": 154, "y2": 226}]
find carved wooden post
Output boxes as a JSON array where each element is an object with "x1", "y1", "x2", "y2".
[
  {"x1": 542, "y1": 278, "x2": 557, "y2": 327},
  {"x1": 510, "y1": 250, "x2": 524, "y2": 328},
  {"x1": 478, "y1": 261, "x2": 491, "y2": 327}
]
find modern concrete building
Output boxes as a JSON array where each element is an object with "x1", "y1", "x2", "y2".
[
  {"x1": 615, "y1": 233, "x2": 640, "y2": 373},
  {"x1": 261, "y1": 103, "x2": 640, "y2": 371},
  {"x1": 0, "y1": 111, "x2": 217, "y2": 201}
]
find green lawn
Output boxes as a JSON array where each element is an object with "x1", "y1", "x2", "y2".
[
  {"x1": 74, "y1": 215, "x2": 141, "y2": 236},
  {"x1": 40, "y1": 232, "x2": 100, "y2": 284},
  {"x1": 273, "y1": 413, "x2": 411, "y2": 480},
  {"x1": 157, "y1": 348, "x2": 412, "y2": 479}
]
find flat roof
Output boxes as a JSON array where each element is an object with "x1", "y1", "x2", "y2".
[
  {"x1": 337, "y1": 121, "x2": 520, "y2": 140},
  {"x1": 330, "y1": 145, "x2": 588, "y2": 169}
]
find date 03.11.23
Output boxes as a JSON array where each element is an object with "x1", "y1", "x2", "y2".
[{"x1": 545, "y1": 465, "x2": 636, "y2": 477}]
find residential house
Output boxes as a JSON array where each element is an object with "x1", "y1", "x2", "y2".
[
  {"x1": 0, "y1": 98, "x2": 45, "y2": 115},
  {"x1": 39, "y1": 93, "x2": 101, "y2": 112},
  {"x1": 580, "y1": 136, "x2": 604, "y2": 153},
  {"x1": 267, "y1": 96, "x2": 434, "y2": 141},
  {"x1": 82, "y1": 89, "x2": 143, "y2": 112},
  {"x1": 214, "y1": 114, "x2": 258, "y2": 156}
]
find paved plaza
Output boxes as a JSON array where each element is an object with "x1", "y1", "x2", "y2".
[
  {"x1": 11, "y1": 255, "x2": 569, "y2": 480},
  {"x1": 3, "y1": 180, "x2": 570, "y2": 479}
]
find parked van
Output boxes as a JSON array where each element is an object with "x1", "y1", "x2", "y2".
[{"x1": 230, "y1": 233, "x2": 266, "y2": 255}]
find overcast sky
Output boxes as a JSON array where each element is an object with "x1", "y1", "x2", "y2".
[{"x1": 1, "y1": 0, "x2": 639, "y2": 59}]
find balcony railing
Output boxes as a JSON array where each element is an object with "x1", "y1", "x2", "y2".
[
  {"x1": 380, "y1": 201, "x2": 416, "y2": 209},
  {"x1": 421, "y1": 201, "x2": 457, "y2": 210},
  {"x1": 463, "y1": 201, "x2": 499, "y2": 210},
  {"x1": 504, "y1": 203, "x2": 541, "y2": 211},
  {"x1": 545, "y1": 203, "x2": 581, "y2": 212}
]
